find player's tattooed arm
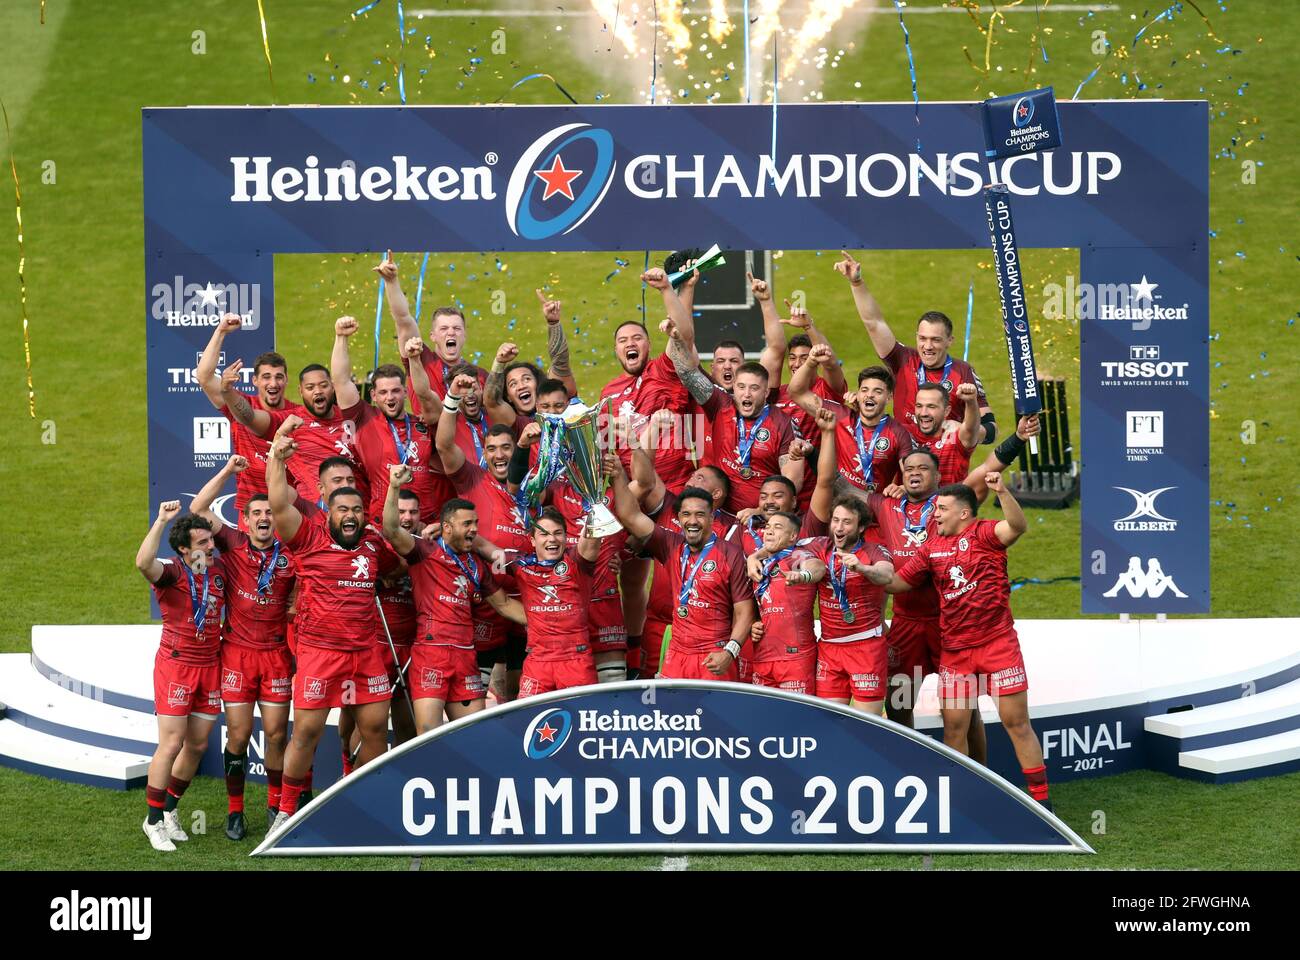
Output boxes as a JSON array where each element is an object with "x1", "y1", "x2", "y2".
[
  {"x1": 136, "y1": 501, "x2": 181, "y2": 583},
  {"x1": 196, "y1": 313, "x2": 243, "y2": 409},
  {"x1": 403, "y1": 336, "x2": 441, "y2": 425},
  {"x1": 861, "y1": 558, "x2": 896, "y2": 586},
  {"x1": 834, "y1": 250, "x2": 897, "y2": 360},
  {"x1": 485, "y1": 589, "x2": 528, "y2": 626},
  {"x1": 484, "y1": 341, "x2": 517, "y2": 427},
  {"x1": 538, "y1": 289, "x2": 579, "y2": 397},
  {"x1": 331, "y1": 316, "x2": 363, "y2": 410},
  {"x1": 810, "y1": 408, "x2": 838, "y2": 524},
  {"x1": 988, "y1": 472, "x2": 1028, "y2": 546},
  {"x1": 382, "y1": 464, "x2": 417, "y2": 556},
  {"x1": 374, "y1": 252, "x2": 420, "y2": 348},
  {"x1": 779, "y1": 450, "x2": 806, "y2": 491},
  {"x1": 189, "y1": 455, "x2": 248, "y2": 530},
  {"x1": 788, "y1": 343, "x2": 830, "y2": 417},
  {"x1": 218, "y1": 359, "x2": 273, "y2": 436},
  {"x1": 266, "y1": 423, "x2": 304, "y2": 543},
  {"x1": 667, "y1": 329, "x2": 715, "y2": 406}
]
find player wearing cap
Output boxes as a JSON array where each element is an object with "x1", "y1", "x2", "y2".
[
  {"x1": 885, "y1": 476, "x2": 1051, "y2": 808},
  {"x1": 135, "y1": 502, "x2": 226, "y2": 852}
]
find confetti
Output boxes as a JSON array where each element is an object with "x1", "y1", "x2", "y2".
[{"x1": 1, "y1": 100, "x2": 35, "y2": 416}]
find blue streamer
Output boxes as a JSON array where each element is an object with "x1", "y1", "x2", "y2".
[
  {"x1": 396, "y1": 0, "x2": 407, "y2": 104},
  {"x1": 1133, "y1": 2, "x2": 1181, "y2": 47},
  {"x1": 743, "y1": 0, "x2": 751, "y2": 103},
  {"x1": 1072, "y1": 35, "x2": 1111, "y2": 100},
  {"x1": 770, "y1": 34, "x2": 778, "y2": 169},
  {"x1": 891, "y1": 0, "x2": 921, "y2": 151},
  {"x1": 1034, "y1": 0, "x2": 1050, "y2": 63},
  {"x1": 372, "y1": 276, "x2": 386, "y2": 369},
  {"x1": 352, "y1": 0, "x2": 383, "y2": 17},
  {"x1": 1010, "y1": 576, "x2": 1081, "y2": 592},
  {"x1": 963, "y1": 279, "x2": 974, "y2": 362},
  {"x1": 413, "y1": 251, "x2": 430, "y2": 321},
  {"x1": 649, "y1": 0, "x2": 658, "y2": 104}
]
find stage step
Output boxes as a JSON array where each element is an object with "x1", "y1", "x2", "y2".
[
  {"x1": 1144, "y1": 677, "x2": 1300, "y2": 748},
  {"x1": 1177, "y1": 728, "x2": 1300, "y2": 784},
  {"x1": 0, "y1": 655, "x2": 158, "y2": 755},
  {"x1": 0, "y1": 718, "x2": 150, "y2": 790}
]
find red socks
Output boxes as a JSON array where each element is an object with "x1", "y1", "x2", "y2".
[
  {"x1": 164, "y1": 775, "x2": 190, "y2": 812},
  {"x1": 146, "y1": 785, "x2": 167, "y2": 824},
  {"x1": 341, "y1": 747, "x2": 355, "y2": 777},
  {"x1": 1022, "y1": 765, "x2": 1050, "y2": 803},
  {"x1": 266, "y1": 768, "x2": 283, "y2": 811},
  {"x1": 279, "y1": 774, "x2": 305, "y2": 815}
]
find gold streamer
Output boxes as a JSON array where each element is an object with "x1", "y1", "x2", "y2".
[
  {"x1": 1, "y1": 101, "x2": 36, "y2": 418},
  {"x1": 255, "y1": 0, "x2": 276, "y2": 102}
]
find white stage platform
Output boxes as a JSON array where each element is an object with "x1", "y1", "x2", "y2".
[{"x1": 2, "y1": 620, "x2": 1298, "y2": 789}]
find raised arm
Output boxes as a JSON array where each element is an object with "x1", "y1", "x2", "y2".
[
  {"x1": 802, "y1": 315, "x2": 849, "y2": 396},
  {"x1": 374, "y1": 253, "x2": 420, "y2": 348},
  {"x1": 484, "y1": 588, "x2": 528, "y2": 626},
  {"x1": 577, "y1": 523, "x2": 601, "y2": 563},
  {"x1": 266, "y1": 424, "x2": 304, "y2": 543},
  {"x1": 537, "y1": 289, "x2": 580, "y2": 399},
  {"x1": 195, "y1": 313, "x2": 244, "y2": 409},
  {"x1": 643, "y1": 266, "x2": 693, "y2": 352},
  {"x1": 788, "y1": 342, "x2": 831, "y2": 417},
  {"x1": 381, "y1": 464, "x2": 417, "y2": 556},
  {"x1": 964, "y1": 414, "x2": 1038, "y2": 501},
  {"x1": 136, "y1": 501, "x2": 182, "y2": 583},
  {"x1": 624, "y1": 411, "x2": 668, "y2": 506},
  {"x1": 332, "y1": 315, "x2": 362, "y2": 409},
  {"x1": 987, "y1": 472, "x2": 1027, "y2": 546},
  {"x1": 609, "y1": 458, "x2": 656, "y2": 541},
  {"x1": 403, "y1": 335, "x2": 440, "y2": 424},
  {"x1": 662, "y1": 316, "x2": 714, "y2": 406},
  {"x1": 752, "y1": 272, "x2": 785, "y2": 386},
  {"x1": 810, "y1": 407, "x2": 838, "y2": 523},
  {"x1": 955, "y1": 382, "x2": 981, "y2": 449},
  {"x1": 189, "y1": 455, "x2": 247, "y2": 531},
  {"x1": 834, "y1": 250, "x2": 897, "y2": 360},
  {"x1": 436, "y1": 373, "x2": 477, "y2": 475},
  {"x1": 218, "y1": 359, "x2": 273, "y2": 436},
  {"x1": 484, "y1": 341, "x2": 520, "y2": 427}
]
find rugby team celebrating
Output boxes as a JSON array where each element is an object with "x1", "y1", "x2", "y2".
[{"x1": 135, "y1": 250, "x2": 1052, "y2": 852}]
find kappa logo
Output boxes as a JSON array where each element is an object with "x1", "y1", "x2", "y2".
[
  {"x1": 1113, "y1": 486, "x2": 1178, "y2": 532},
  {"x1": 1102, "y1": 556, "x2": 1188, "y2": 599},
  {"x1": 523, "y1": 706, "x2": 574, "y2": 759},
  {"x1": 351, "y1": 556, "x2": 371, "y2": 580},
  {"x1": 505, "y1": 123, "x2": 617, "y2": 240},
  {"x1": 948, "y1": 565, "x2": 969, "y2": 589}
]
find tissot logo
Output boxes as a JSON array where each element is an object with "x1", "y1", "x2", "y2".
[
  {"x1": 1112, "y1": 486, "x2": 1178, "y2": 532},
  {"x1": 1099, "y1": 344, "x2": 1190, "y2": 386}
]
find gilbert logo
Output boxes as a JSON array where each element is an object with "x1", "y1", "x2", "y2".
[
  {"x1": 151, "y1": 276, "x2": 261, "y2": 330},
  {"x1": 50, "y1": 890, "x2": 151, "y2": 940}
]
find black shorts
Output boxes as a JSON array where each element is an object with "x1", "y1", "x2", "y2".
[{"x1": 477, "y1": 629, "x2": 527, "y2": 671}]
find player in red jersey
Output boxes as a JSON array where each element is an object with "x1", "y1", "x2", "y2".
[
  {"x1": 746, "y1": 512, "x2": 826, "y2": 695},
  {"x1": 223, "y1": 352, "x2": 364, "y2": 505},
  {"x1": 375, "y1": 488, "x2": 420, "y2": 738},
  {"x1": 382, "y1": 469, "x2": 527, "y2": 732},
  {"x1": 729, "y1": 475, "x2": 822, "y2": 556},
  {"x1": 135, "y1": 502, "x2": 226, "y2": 852},
  {"x1": 886, "y1": 476, "x2": 1051, "y2": 808},
  {"x1": 190, "y1": 456, "x2": 297, "y2": 839},
  {"x1": 196, "y1": 313, "x2": 303, "y2": 518},
  {"x1": 513, "y1": 508, "x2": 604, "y2": 697},
  {"x1": 483, "y1": 290, "x2": 580, "y2": 428},
  {"x1": 834, "y1": 250, "x2": 997, "y2": 445},
  {"x1": 904, "y1": 382, "x2": 981, "y2": 486},
  {"x1": 788, "y1": 347, "x2": 914, "y2": 496},
  {"x1": 374, "y1": 254, "x2": 486, "y2": 417},
  {"x1": 611, "y1": 463, "x2": 756, "y2": 681},
  {"x1": 436, "y1": 377, "x2": 534, "y2": 701},
  {"x1": 265, "y1": 436, "x2": 402, "y2": 833},
  {"x1": 332, "y1": 317, "x2": 448, "y2": 524}
]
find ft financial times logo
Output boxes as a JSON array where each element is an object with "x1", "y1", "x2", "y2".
[{"x1": 227, "y1": 124, "x2": 1126, "y2": 240}]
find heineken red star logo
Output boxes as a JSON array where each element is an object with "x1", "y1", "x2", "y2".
[
  {"x1": 533, "y1": 156, "x2": 582, "y2": 201},
  {"x1": 535, "y1": 721, "x2": 558, "y2": 743}
]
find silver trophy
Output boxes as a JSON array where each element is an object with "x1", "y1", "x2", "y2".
[{"x1": 555, "y1": 397, "x2": 622, "y2": 538}]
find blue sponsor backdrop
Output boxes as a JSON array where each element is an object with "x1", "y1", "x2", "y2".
[
  {"x1": 143, "y1": 102, "x2": 1208, "y2": 613},
  {"x1": 255, "y1": 682, "x2": 1091, "y2": 855}
]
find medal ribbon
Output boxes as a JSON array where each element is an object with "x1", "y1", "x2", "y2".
[
  {"x1": 388, "y1": 414, "x2": 414, "y2": 465},
  {"x1": 853, "y1": 414, "x2": 889, "y2": 486},
  {"x1": 827, "y1": 538, "x2": 863, "y2": 618},
  {"x1": 899, "y1": 494, "x2": 937, "y2": 538},
  {"x1": 677, "y1": 534, "x2": 717, "y2": 613},
  {"x1": 745, "y1": 516, "x2": 764, "y2": 552},
  {"x1": 918, "y1": 356, "x2": 953, "y2": 390},
  {"x1": 183, "y1": 563, "x2": 211, "y2": 635},
  {"x1": 755, "y1": 547, "x2": 795, "y2": 600},
  {"x1": 466, "y1": 414, "x2": 488, "y2": 469},
  {"x1": 252, "y1": 539, "x2": 281, "y2": 596},
  {"x1": 437, "y1": 536, "x2": 481, "y2": 592},
  {"x1": 734, "y1": 405, "x2": 770, "y2": 475}
]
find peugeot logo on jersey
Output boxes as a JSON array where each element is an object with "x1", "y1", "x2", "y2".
[{"x1": 523, "y1": 707, "x2": 574, "y2": 759}]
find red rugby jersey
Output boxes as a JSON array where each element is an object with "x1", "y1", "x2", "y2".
[
  {"x1": 602, "y1": 350, "x2": 696, "y2": 491},
  {"x1": 214, "y1": 526, "x2": 295, "y2": 650},
  {"x1": 153, "y1": 557, "x2": 228, "y2": 665},
  {"x1": 822, "y1": 401, "x2": 913, "y2": 493},
  {"x1": 903, "y1": 419, "x2": 978, "y2": 487},
  {"x1": 645, "y1": 490, "x2": 739, "y2": 624},
  {"x1": 343, "y1": 400, "x2": 452, "y2": 525},
  {"x1": 405, "y1": 535, "x2": 501, "y2": 649},
  {"x1": 264, "y1": 403, "x2": 366, "y2": 504},
  {"x1": 751, "y1": 546, "x2": 819, "y2": 661},
  {"x1": 884, "y1": 342, "x2": 988, "y2": 431},
  {"x1": 286, "y1": 518, "x2": 400, "y2": 651},
  {"x1": 221, "y1": 394, "x2": 305, "y2": 514},
  {"x1": 805, "y1": 536, "x2": 893, "y2": 641},
  {"x1": 700, "y1": 388, "x2": 795, "y2": 513},
  {"x1": 513, "y1": 548, "x2": 597, "y2": 661},
  {"x1": 643, "y1": 525, "x2": 753, "y2": 653},
  {"x1": 867, "y1": 492, "x2": 940, "y2": 621}
]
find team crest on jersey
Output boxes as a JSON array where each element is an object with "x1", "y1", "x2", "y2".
[
  {"x1": 275, "y1": 555, "x2": 289, "y2": 568},
  {"x1": 958, "y1": 537, "x2": 970, "y2": 552},
  {"x1": 553, "y1": 560, "x2": 569, "y2": 577},
  {"x1": 941, "y1": 378, "x2": 953, "y2": 391},
  {"x1": 701, "y1": 560, "x2": 717, "y2": 573},
  {"x1": 874, "y1": 436, "x2": 891, "y2": 451},
  {"x1": 754, "y1": 428, "x2": 771, "y2": 443},
  {"x1": 212, "y1": 574, "x2": 225, "y2": 591}
]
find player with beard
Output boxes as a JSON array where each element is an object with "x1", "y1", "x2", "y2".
[
  {"x1": 197, "y1": 313, "x2": 303, "y2": 519},
  {"x1": 483, "y1": 289, "x2": 580, "y2": 428},
  {"x1": 333, "y1": 317, "x2": 449, "y2": 524},
  {"x1": 265, "y1": 435, "x2": 401, "y2": 833},
  {"x1": 221, "y1": 342, "x2": 364, "y2": 506},
  {"x1": 611, "y1": 461, "x2": 755, "y2": 681},
  {"x1": 886, "y1": 477, "x2": 1051, "y2": 808},
  {"x1": 746, "y1": 512, "x2": 826, "y2": 695},
  {"x1": 136, "y1": 502, "x2": 226, "y2": 852},
  {"x1": 437, "y1": 373, "x2": 533, "y2": 701},
  {"x1": 382, "y1": 469, "x2": 527, "y2": 732},
  {"x1": 788, "y1": 346, "x2": 914, "y2": 495},
  {"x1": 730, "y1": 475, "x2": 822, "y2": 556},
  {"x1": 906, "y1": 382, "x2": 981, "y2": 486},
  {"x1": 190, "y1": 456, "x2": 296, "y2": 839},
  {"x1": 374, "y1": 254, "x2": 486, "y2": 416},
  {"x1": 514, "y1": 508, "x2": 603, "y2": 697},
  {"x1": 435, "y1": 361, "x2": 495, "y2": 477}
]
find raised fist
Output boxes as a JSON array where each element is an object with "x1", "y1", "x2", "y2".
[
  {"x1": 518, "y1": 421, "x2": 542, "y2": 448},
  {"x1": 955, "y1": 382, "x2": 978, "y2": 402},
  {"x1": 495, "y1": 341, "x2": 519, "y2": 365},
  {"x1": 270, "y1": 434, "x2": 297, "y2": 461},
  {"x1": 451, "y1": 373, "x2": 478, "y2": 399},
  {"x1": 335, "y1": 316, "x2": 359, "y2": 338},
  {"x1": 658, "y1": 316, "x2": 679, "y2": 340},
  {"x1": 833, "y1": 250, "x2": 862, "y2": 284},
  {"x1": 219, "y1": 312, "x2": 243, "y2": 335},
  {"x1": 274, "y1": 414, "x2": 304, "y2": 437},
  {"x1": 746, "y1": 270, "x2": 771, "y2": 301},
  {"x1": 157, "y1": 500, "x2": 182, "y2": 523},
  {"x1": 640, "y1": 267, "x2": 669, "y2": 290},
  {"x1": 788, "y1": 439, "x2": 814, "y2": 462},
  {"x1": 985, "y1": 471, "x2": 1004, "y2": 493},
  {"x1": 389, "y1": 462, "x2": 413, "y2": 488},
  {"x1": 808, "y1": 343, "x2": 834, "y2": 365},
  {"x1": 402, "y1": 336, "x2": 423, "y2": 360},
  {"x1": 815, "y1": 407, "x2": 837, "y2": 433},
  {"x1": 227, "y1": 455, "x2": 249, "y2": 474}
]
